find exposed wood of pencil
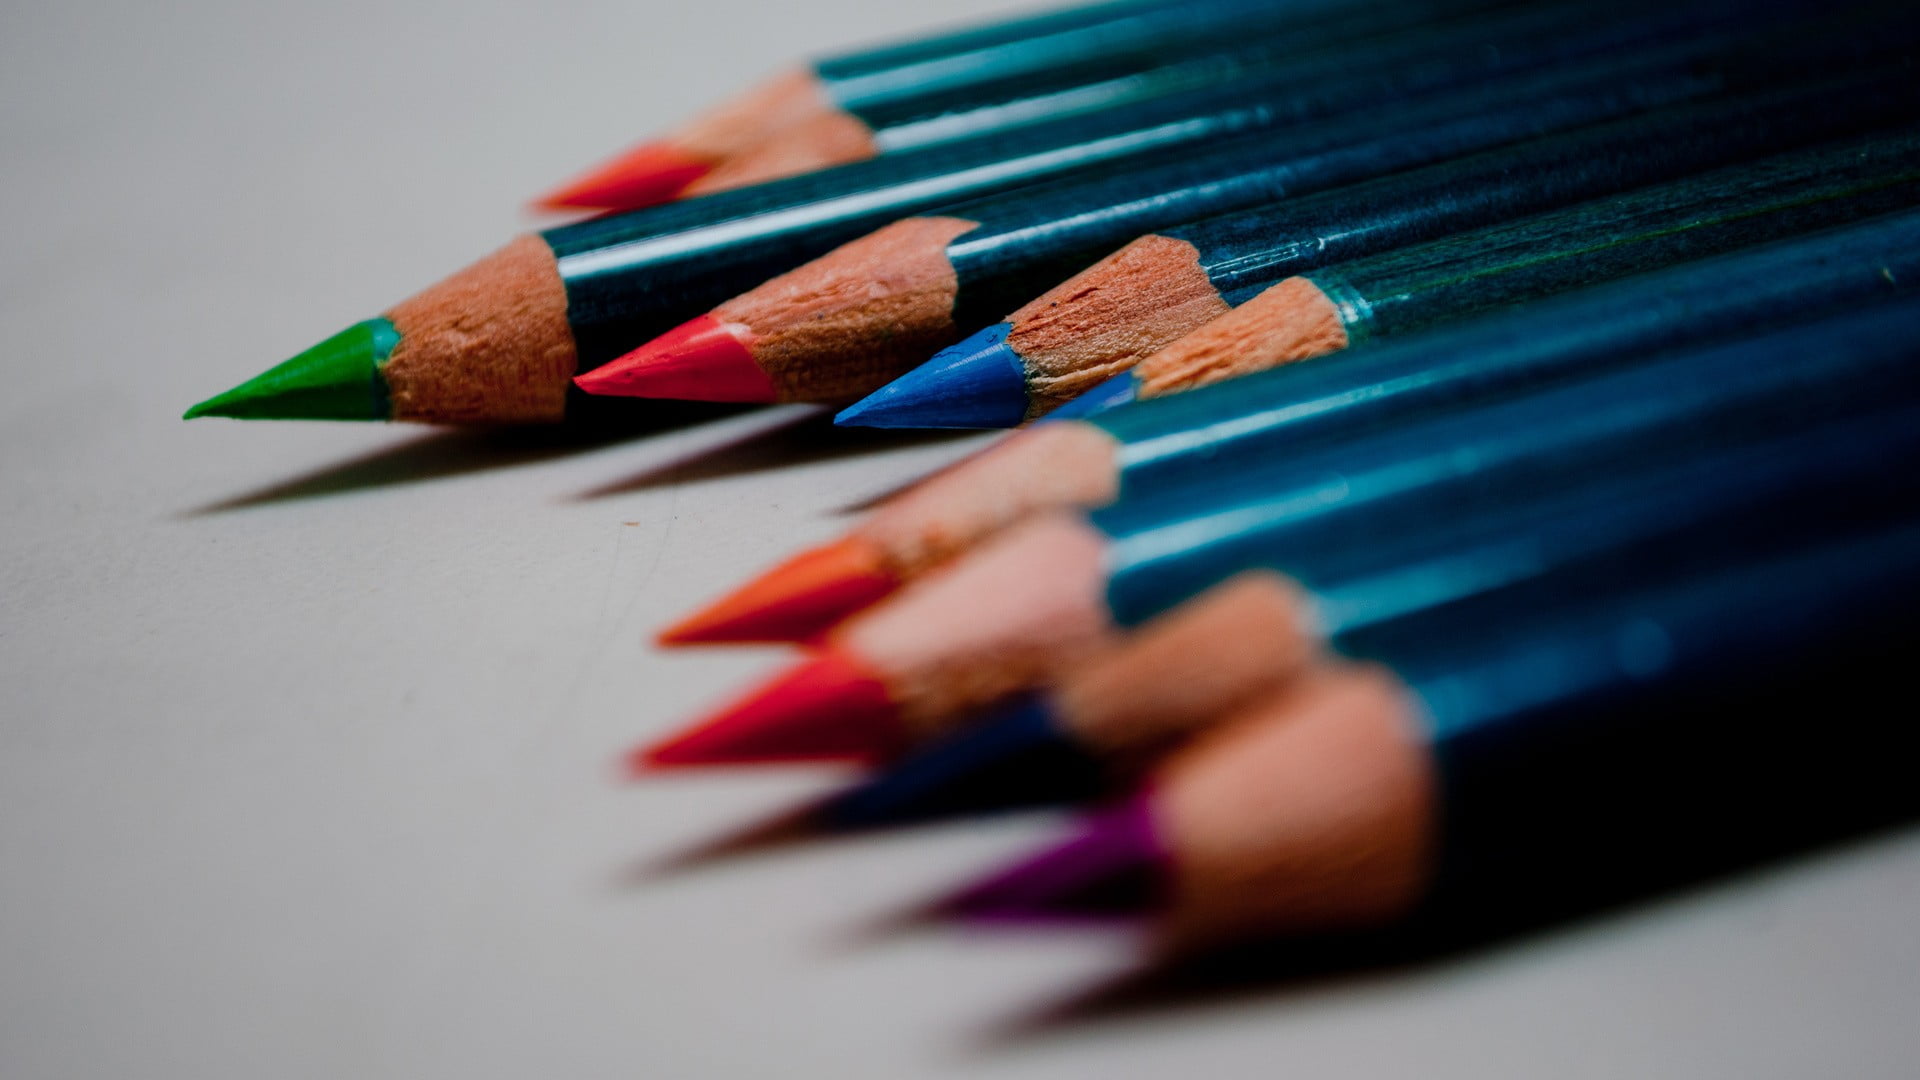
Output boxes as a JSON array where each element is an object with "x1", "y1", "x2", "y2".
[
  {"x1": 536, "y1": 71, "x2": 845, "y2": 210},
  {"x1": 1056, "y1": 571, "x2": 1318, "y2": 758},
  {"x1": 1132, "y1": 276, "x2": 1348, "y2": 397},
  {"x1": 669, "y1": 69, "x2": 847, "y2": 169},
  {"x1": 683, "y1": 109, "x2": 881, "y2": 195},
  {"x1": 1007, "y1": 234, "x2": 1235, "y2": 416},
  {"x1": 650, "y1": 420, "x2": 1123, "y2": 647},
  {"x1": 859, "y1": 421, "x2": 1123, "y2": 575},
  {"x1": 1154, "y1": 662, "x2": 1436, "y2": 952},
  {"x1": 385, "y1": 235, "x2": 576, "y2": 423},
  {"x1": 714, "y1": 216, "x2": 978, "y2": 400},
  {"x1": 833, "y1": 511, "x2": 1121, "y2": 735}
]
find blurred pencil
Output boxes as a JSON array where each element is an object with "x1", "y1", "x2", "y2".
[
  {"x1": 634, "y1": 296, "x2": 1920, "y2": 766},
  {"x1": 577, "y1": 5, "x2": 1881, "y2": 408},
  {"x1": 536, "y1": 0, "x2": 1530, "y2": 209},
  {"x1": 824, "y1": 400, "x2": 1920, "y2": 825},
  {"x1": 661, "y1": 209, "x2": 1920, "y2": 644},
  {"x1": 949, "y1": 514, "x2": 1920, "y2": 949}
]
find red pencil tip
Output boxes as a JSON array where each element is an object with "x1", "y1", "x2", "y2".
[
  {"x1": 632, "y1": 650, "x2": 906, "y2": 770},
  {"x1": 574, "y1": 315, "x2": 779, "y2": 403},
  {"x1": 659, "y1": 537, "x2": 901, "y2": 645},
  {"x1": 532, "y1": 141, "x2": 714, "y2": 211},
  {"x1": 945, "y1": 796, "x2": 1167, "y2": 923}
]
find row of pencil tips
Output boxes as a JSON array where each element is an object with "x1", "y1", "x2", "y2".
[
  {"x1": 186, "y1": 0, "x2": 1920, "y2": 427},
  {"x1": 630, "y1": 285, "x2": 1920, "y2": 949},
  {"x1": 174, "y1": 0, "x2": 1920, "y2": 951}
]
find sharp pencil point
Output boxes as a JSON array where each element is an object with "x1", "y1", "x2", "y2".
[
  {"x1": 532, "y1": 140, "x2": 713, "y2": 211},
  {"x1": 632, "y1": 649, "x2": 904, "y2": 770},
  {"x1": 575, "y1": 315, "x2": 778, "y2": 403},
  {"x1": 659, "y1": 537, "x2": 899, "y2": 645},
  {"x1": 946, "y1": 796, "x2": 1167, "y2": 922},
  {"x1": 819, "y1": 695, "x2": 1109, "y2": 829},
  {"x1": 836, "y1": 322, "x2": 1029, "y2": 429},
  {"x1": 184, "y1": 318, "x2": 397, "y2": 421}
]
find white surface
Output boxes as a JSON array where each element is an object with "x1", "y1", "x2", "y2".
[{"x1": 3, "y1": 1, "x2": 1919, "y2": 1076}]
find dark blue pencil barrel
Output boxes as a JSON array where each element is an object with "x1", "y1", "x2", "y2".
[
  {"x1": 1098, "y1": 294, "x2": 1920, "y2": 626},
  {"x1": 1366, "y1": 517, "x2": 1920, "y2": 925},
  {"x1": 1096, "y1": 208, "x2": 1920, "y2": 498}
]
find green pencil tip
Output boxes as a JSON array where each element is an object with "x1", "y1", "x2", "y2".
[{"x1": 184, "y1": 318, "x2": 399, "y2": 420}]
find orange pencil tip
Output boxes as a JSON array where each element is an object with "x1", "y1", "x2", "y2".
[
  {"x1": 659, "y1": 537, "x2": 901, "y2": 645},
  {"x1": 574, "y1": 315, "x2": 779, "y2": 403},
  {"x1": 532, "y1": 140, "x2": 714, "y2": 211},
  {"x1": 630, "y1": 650, "x2": 906, "y2": 771}
]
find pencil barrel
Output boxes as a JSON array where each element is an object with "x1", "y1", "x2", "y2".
[
  {"x1": 1100, "y1": 207, "x2": 1920, "y2": 498},
  {"x1": 1099, "y1": 296, "x2": 1920, "y2": 626},
  {"x1": 1390, "y1": 519, "x2": 1920, "y2": 925},
  {"x1": 845, "y1": 0, "x2": 1521, "y2": 138},
  {"x1": 941, "y1": 0, "x2": 1867, "y2": 328},
  {"x1": 1314, "y1": 130, "x2": 1920, "y2": 345}
]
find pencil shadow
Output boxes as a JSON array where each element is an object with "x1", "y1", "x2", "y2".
[
  {"x1": 613, "y1": 777, "x2": 1043, "y2": 891},
  {"x1": 573, "y1": 408, "x2": 982, "y2": 500},
  {"x1": 182, "y1": 400, "x2": 748, "y2": 515},
  {"x1": 828, "y1": 429, "x2": 1016, "y2": 514},
  {"x1": 833, "y1": 471, "x2": 942, "y2": 515},
  {"x1": 613, "y1": 794, "x2": 839, "y2": 887},
  {"x1": 969, "y1": 819, "x2": 1920, "y2": 1055},
  {"x1": 977, "y1": 926, "x2": 1470, "y2": 1050}
]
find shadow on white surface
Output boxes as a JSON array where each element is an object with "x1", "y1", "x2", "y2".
[
  {"x1": 961, "y1": 819, "x2": 1920, "y2": 1056},
  {"x1": 572, "y1": 406, "x2": 984, "y2": 501},
  {"x1": 177, "y1": 400, "x2": 753, "y2": 515}
]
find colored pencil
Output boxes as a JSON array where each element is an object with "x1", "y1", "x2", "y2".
[
  {"x1": 634, "y1": 296, "x2": 1920, "y2": 767},
  {"x1": 193, "y1": 0, "x2": 1799, "y2": 425},
  {"x1": 836, "y1": 85, "x2": 1920, "y2": 430},
  {"x1": 824, "y1": 399, "x2": 1920, "y2": 826},
  {"x1": 183, "y1": 23, "x2": 1541, "y2": 426},
  {"x1": 948, "y1": 514, "x2": 1920, "y2": 948},
  {"x1": 535, "y1": 0, "x2": 1533, "y2": 209},
  {"x1": 575, "y1": 7, "x2": 1894, "y2": 408},
  {"x1": 1113, "y1": 141, "x2": 1920, "y2": 404},
  {"x1": 661, "y1": 209, "x2": 1920, "y2": 644}
]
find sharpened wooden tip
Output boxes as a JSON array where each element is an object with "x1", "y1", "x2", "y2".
[
  {"x1": 859, "y1": 420, "x2": 1123, "y2": 575},
  {"x1": 681, "y1": 108, "x2": 880, "y2": 195},
  {"x1": 701, "y1": 216, "x2": 979, "y2": 402},
  {"x1": 1007, "y1": 233, "x2": 1235, "y2": 417},
  {"x1": 836, "y1": 511, "x2": 1122, "y2": 738},
  {"x1": 534, "y1": 69, "x2": 840, "y2": 211},
  {"x1": 670, "y1": 69, "x2": 844, "y2": 165},
  {"x1": 817, "y1": 572, "x2": 1328, "y2": 826},
  {"x1": 1154, "y1": 664, "x2": 1437, "y2": 951},
  {"x1": 1054, "y1": 571, "x2": 1318, "y2": 756},
  {"x1": 1132, "y1": 276, "x2": 1348, "y2": 399},
  {"x1": 382, "y1": 234, "x2": 577, "y2": 424},
  {"x1": 189, "y1": 234, "x2": 575, "y2": 425}
]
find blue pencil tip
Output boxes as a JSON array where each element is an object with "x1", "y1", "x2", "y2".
[
  {"x1": 836, "y1": 322, "x2": 1030, "y2": 429},
  {"x1": 818, "y1": 695, "x2": 1110, "y2": 829},
  {"x1": 1045, "y1": 371, "x2": 1140, "y2": 421}
]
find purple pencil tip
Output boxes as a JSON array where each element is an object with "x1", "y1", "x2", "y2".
[{"x1": 945, "y1": 795, "x2": 1168, "y2": 924}]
